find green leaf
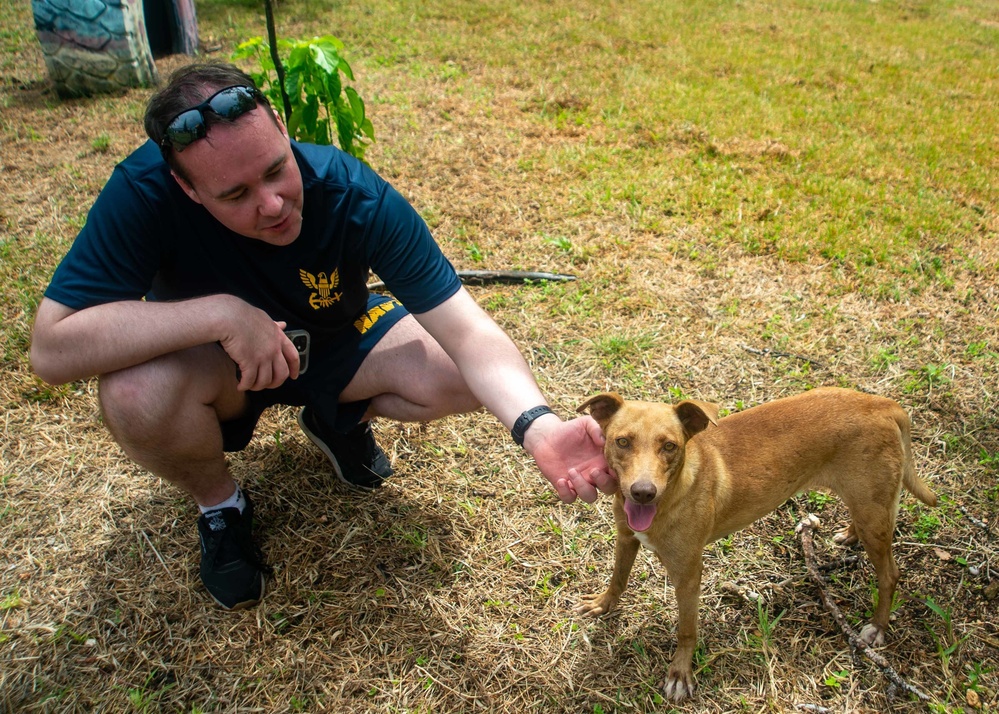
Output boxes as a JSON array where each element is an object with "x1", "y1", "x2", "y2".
[
  {"x1": 287, "y1": 44, "x2": 311, "y2": 69},
  {"x1": 287, "y1": 106, "x2": 304, "y2": 139},
  {"x1": 323, "y1": 73, "x2": 343, "y2": 111},
  {"x1": 301, "y1": 96, "x2": 321, "y2": 142},
  {"x1": 231, "y1": 33, "x2": 374, "y2": 161},
  {"x1": 359, "y1": 118, "x2": 375, "y2": 142},
  {"x1": 232, "y1": 36, "x2": 264, "y2": 57},
  {"x1": 316, "y1": 117, "x2": 332, "y2": 146},
  {"x1": 310, "y1": 44, "x2": 340, "y2": 76},
  {"x1": 346, "y1": 86, "x2": 365, "y2": 125},
  {"x1": 313, "y1": 35, "x2": 345, "y2": 53},
  {"x1": 338, "y1": 56, "x2": 355, "y2": 81}
]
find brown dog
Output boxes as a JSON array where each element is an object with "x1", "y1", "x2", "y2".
[{"x1": 575, "y1": 387, "x2": 936, "y2": 702}]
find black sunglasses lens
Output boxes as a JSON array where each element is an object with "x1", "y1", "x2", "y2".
[
  {"x1": 208, "y1": 87, "x2": 257, "y2": 117},
  {"x1": 167, "y1": 108, "x2": 207, "y2": 150},
  {"x1": 164, "y1": 87, "x2": 260, "y2": 151}
]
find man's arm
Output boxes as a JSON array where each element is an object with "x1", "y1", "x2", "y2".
[
  {"x1": 412, "y1": 288, "x2": 615, "y2": 503},
  {"x1": 30, "y1": 295, "x2": 300, "y2": 391}
]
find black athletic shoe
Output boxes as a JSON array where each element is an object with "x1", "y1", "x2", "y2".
[
  {"x1": 197, "y1": 492, "x2": 268, "y2": 610},
  {"x1": 297, "y1": 406, "x2": 393, "y2": 489}
]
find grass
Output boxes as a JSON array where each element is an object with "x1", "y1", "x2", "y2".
[
  {"x1": 185, "y1": 0, "x2": 999, "y2": 278},
  {"x1": 1, "y1": 0, "x2": 997, "y2": 712}
]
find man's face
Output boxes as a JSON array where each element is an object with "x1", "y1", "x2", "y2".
[{"x1": 172, "y1": 107, "x2": 305, "y2": 246}]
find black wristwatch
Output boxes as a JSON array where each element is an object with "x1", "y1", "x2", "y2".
[{"x1": 511, "y1": 405, "x2": 555, "y2": 447}]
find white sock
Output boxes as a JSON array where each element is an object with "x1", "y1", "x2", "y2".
[{"x1": 199, "y1": 484, "x2": 246, "y2": 514}]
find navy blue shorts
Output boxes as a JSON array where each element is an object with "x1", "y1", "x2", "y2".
[{"x1": 220, "y1": 294, "x2": 407, "y2": 452}]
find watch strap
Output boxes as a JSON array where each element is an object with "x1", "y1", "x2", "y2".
[{"x1": 511, "y1": 405, "x2": 555, "y2": 447}]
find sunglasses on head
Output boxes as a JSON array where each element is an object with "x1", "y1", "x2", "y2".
[{"x1": 160, "y1": 85, "x2": 265, "y2": 153}]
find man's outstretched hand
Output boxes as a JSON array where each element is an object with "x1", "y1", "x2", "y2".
[{"x1": 524, "y1": 414, "x2": 616, "y2": 503}]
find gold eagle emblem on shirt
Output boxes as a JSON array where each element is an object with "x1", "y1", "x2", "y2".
[{"x1": 300, "y1": 268, "x2": 343, "y2": 310}]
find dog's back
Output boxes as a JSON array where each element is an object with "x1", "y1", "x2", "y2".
[{"x1": 690, "y1": 387, "x2": 936, "y2": 538}]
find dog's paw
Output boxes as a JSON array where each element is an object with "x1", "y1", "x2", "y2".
[
  {"x1": 664, "y1": 668, "x2": 696, "y2": 702},
  {"x1": 832, "y1": 524, "x2": 858, "y2": 546},
  {"x1": 859, "y1": 623, "x2": 885, "y2": 647},
  {"x1": 575, "y1": 592, "x2": 616, "y2": 617}
]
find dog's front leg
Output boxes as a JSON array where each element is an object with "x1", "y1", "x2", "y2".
[
  {"x1": 663, "y1": 553, "x2": 703, "y2": 702},
  {"x1": 576, "y1": 530, "x2": 641, "y2": 617}
]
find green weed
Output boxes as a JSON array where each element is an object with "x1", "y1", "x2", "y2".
[
  {"x1": 871, "y1": 348, "x2": 900, "y2": 371},
  {"x1": 399, "y1": 525, "x2": 428, "y2": 550},
  {"x1": 90, "y1": 133, "x2": 111, "y2": 152},
  {"x1": 743, "y1": 598, "x2": 786, "y2": 665},
  {"x1": 666, "y1": 386, "x2": 687, "y2": 401},
  {"x1": 535, "y1": 571, "x2": 561, "y2": 599},
  {"x1": 904, "y1": 363, "x2": 953, "y2": 394},
  {"x1": 912, "y1": 512, "x2": 942, "y2": 542},
  {"x1": 593, "y1": 333, "x2": 657, "y2": 367},
  {"x1": 805, "y1": 491, "x2": 834, "y2": 510},
  {"x1": 545, "y1": 234, "x2": 574, "y2": 253},
  {"x1": 823, "y1": 669, "x2": 850, "y2": 689},
  {"x1": 123, "y1": 672, "x2": 175, "y2": 713},
  {"x1": 51, "y1": 625, "x2": 88, "y2": 645},
  {"x1": 918, "y1": 594, "x2": 967, "y2": 686},
  {"x1": 0, "y1": 590, "x2": 22, "y2": 610},
  {"x1": 964, "y1": 661, "x2": 993, "y2": 693},
  {"x1": 753, "y1": 599, "x2": 785, "y2": 647},
  {"x1": 465, "y1": 242, "x2": 484, "y2": 262},
  {"x1": 966, "y1": 341, "x2": 997, "y2": 360}
]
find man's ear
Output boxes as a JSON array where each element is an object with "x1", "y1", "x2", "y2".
[
  {"x1": 272, "y1": 107, "x2": 289, "y2": 139},
  {"x1": 171, "y1": 170, "x2": 202, "y2": 205}
]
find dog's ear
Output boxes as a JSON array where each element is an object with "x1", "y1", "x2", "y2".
[
  {"x1": 577, "y1": 393, "x2": 624, "y2": 426},
  {"x1": 675, "y1": 400, "x2": 719, "y2": 437}
]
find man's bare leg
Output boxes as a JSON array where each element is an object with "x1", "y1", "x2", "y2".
[
  {"x1": 342, "y1": 314, "x2": 482, "y2": 421},
  {"x1": 98, "y1": 342, "x2": 248, "y2": 507},
  {"x1": 98, "y1": 342, "x2": 263, "y2": 610}
]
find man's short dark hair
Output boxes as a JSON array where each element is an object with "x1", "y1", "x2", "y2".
[{"x1": 144, "y1": 62, "x2": 273, "y2": 178}]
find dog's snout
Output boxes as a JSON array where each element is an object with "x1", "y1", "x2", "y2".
[{"x1": 630, "y1": 481, "x2": 657, "y2": 504}]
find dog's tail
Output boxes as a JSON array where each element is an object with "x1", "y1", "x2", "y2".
[{"x1": 896, "y1": 408, "x2": 937, "y2": 507}]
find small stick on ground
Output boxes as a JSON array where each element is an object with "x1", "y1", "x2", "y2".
[
  {"x1": 740, "y1": 343, "x2": 824, "y2": 369},
  {"x1": 138, "y1": 530, "x2": 180, "y2": 587},
  {"x1": 368, "y1": 270, "x2": 577, "y2": 290},
  {"x1": 795, "y1": 515, "x2": 932, "y2": 703}
]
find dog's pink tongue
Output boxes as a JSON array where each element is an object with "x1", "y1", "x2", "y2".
[{"x1": 624, "y1": 501, "x2": 657, "y2": 532}]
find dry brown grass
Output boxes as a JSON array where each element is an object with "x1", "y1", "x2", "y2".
[{"x1": 2, "y1": 2, "x2": 998, "y2": 712}]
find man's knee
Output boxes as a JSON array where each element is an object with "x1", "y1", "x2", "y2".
[
  {"x1": 424, "y1": 362, "x2": 481, "y2": 416},
  {"x1": 99, "y1": 358, "x2": 182, "y2": 437},
  {"x1": 98, "y1": 345, "x2": 236, "y2": 437}
]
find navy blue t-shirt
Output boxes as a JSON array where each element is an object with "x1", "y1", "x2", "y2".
[{"x1": 45, "y1": 140, "x2": 461, "y2": 342}]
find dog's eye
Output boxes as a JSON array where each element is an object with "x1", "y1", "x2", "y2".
[
  {"x1": 615, "y1": 437, "x2": 630, "y2": 448},
  {"x1": 661, "y1": 441, "x2": 677, "y2": 452}
]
